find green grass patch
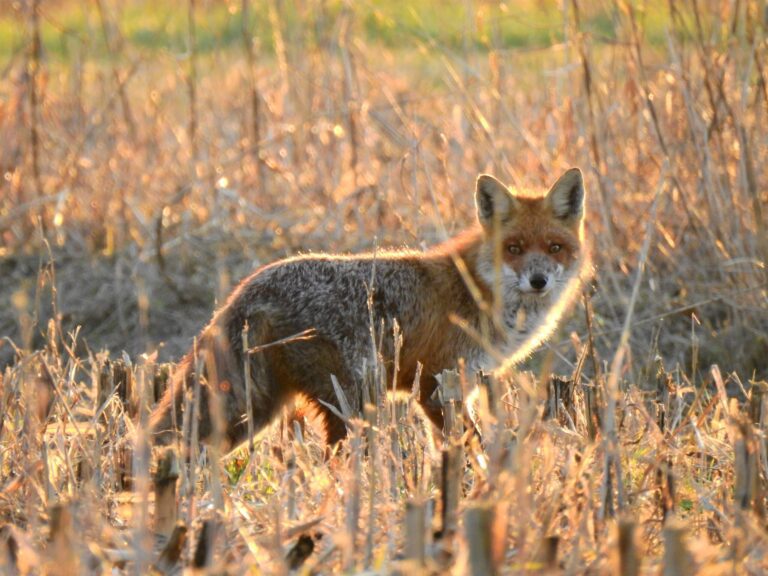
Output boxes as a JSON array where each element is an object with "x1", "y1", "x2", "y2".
[{"x1": 0, "y1": 0, "x2": 675, "y2": 63}]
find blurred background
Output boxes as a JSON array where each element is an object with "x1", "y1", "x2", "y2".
[{"x1": 1, "y1": 0, "x2": 766, "y2": 383}]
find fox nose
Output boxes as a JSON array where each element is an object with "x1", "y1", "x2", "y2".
[{"x1": 530, "y1": 274, "x2": 548, "y2": 291}]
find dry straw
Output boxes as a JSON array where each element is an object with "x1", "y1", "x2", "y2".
[{"x1": 0, "y1": 0, "x2": 766, "y2": 573}]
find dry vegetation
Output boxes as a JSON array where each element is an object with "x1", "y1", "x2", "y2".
[{"x1": 0, "y1": 0, "x2": 767, "y2": 573}]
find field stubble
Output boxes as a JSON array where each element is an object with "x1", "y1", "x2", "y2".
[{"x1": 0, "y1": 0, "x2": 767, "y2": 573}]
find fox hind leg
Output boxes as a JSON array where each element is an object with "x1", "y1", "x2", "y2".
[{"x1": 417, "y1": 374, "x2": 445, "y2": 432}]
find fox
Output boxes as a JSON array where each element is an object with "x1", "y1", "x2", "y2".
[{"x1": 149, "y1": 168, "x2": 588, "y2": 449}]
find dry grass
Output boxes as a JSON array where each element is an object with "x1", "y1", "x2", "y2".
[{"x1": 0, "y1": 0, "x2": 767, "y2": 573}]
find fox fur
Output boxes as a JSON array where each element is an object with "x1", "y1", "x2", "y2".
[{"x1": 149, "y1": 168, "x2": 588, "y2": 448}]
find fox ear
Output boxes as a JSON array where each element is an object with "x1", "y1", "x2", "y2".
[
  {"x1": 547, "y1": 168, "x2": 585, "y2": 221},
  {"x1": 475, "y1": 174, "x2": 513, "y2": 229}
]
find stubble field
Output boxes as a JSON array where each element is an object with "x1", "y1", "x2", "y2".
[{"x1": 1, "y1": 0, "x2": 767, "y2": 573}]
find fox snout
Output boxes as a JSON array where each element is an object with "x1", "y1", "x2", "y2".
[
  {"x1": 518, "y1": 255, "x2": 563, "y2": 295},
  {"x1": 528, "y1": 273, "x2": 548, "y2": 291},
  {"x1": 519, "y1": 271, "x2": 554, "y2": 294}
]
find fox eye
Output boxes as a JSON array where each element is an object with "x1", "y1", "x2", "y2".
[
  {"x1": 508, "y1": 244, "x2": 522, "y2": 255},
  {"x1": 549, "y1": 243, "x2": 562, "y2": 254}
]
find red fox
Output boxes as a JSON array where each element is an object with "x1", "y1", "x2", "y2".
[{"x1": 150, "y1": 169, "x2": 587, "y2": 448}]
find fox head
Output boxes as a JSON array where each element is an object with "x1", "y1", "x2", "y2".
[{"x1": 474, "y1": 168, "x2": 586, "y2": 300}]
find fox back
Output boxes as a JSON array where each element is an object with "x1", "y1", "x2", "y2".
[{"x1": 150, "y1": 168, "x2": 588, "y2": 448}]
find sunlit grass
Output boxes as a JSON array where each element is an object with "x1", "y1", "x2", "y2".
[
  {"x1": 0, "y1": 0, "x2": 676, "y2": 62},
  {"x1": 0, "y1": 0, "x2": 766, "y2": 572}
]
